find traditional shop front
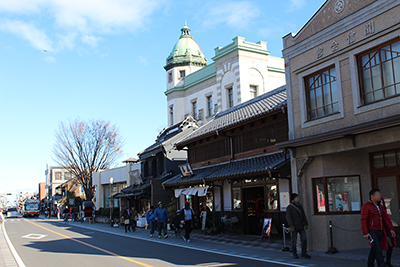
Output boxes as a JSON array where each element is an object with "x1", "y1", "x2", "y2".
[
  {"x1": 163, "y1": 87, "x2": 291, "y2": 236},
  {"x1": 165, "y1": 151, "x2": 290, "y2": 235}
]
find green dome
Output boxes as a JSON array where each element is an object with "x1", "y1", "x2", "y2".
[{"x1": 164, "y1": 24, "x2": 207, "y2": 71}]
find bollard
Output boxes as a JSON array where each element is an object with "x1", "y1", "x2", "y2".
[
  {"x1": 325, "y1": 220, "x2": 338, "y2": 254},
  {"x1": 282, "y1": 224, "x2": 290, "y2": 251}
]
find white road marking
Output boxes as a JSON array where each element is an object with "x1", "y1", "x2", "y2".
[
  {"x1": 21, "y1": 234, "x2": 47, "y2": 240},
  {"x1": 2, "y1": 223, "x2": 26, "y2": 267},
  {"x1": 52, "y1": 221, "x2": 308, "y2": 267}
]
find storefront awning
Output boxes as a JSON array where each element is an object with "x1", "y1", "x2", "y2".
[
  {"x1": 174, "y1": 186, "x2": 208, "y2": 198},
  {"x1": 163, "y1": 151, "x2": 288, "y2": 187}
]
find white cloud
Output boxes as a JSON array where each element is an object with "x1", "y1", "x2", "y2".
[
  {"x1": 201, "y1": 1, "x2": 260, "y2": 29},
  {"x1": 0, "y1": 0, "x2": 163, "y2": 52},
  {"x1": 137, "y1": 56, "x2": 149, "y2": 66},
  {"x1": 0, "y1": 20, "x2": 53, "y2": 51},
  {"x1": 81, "y1": 35, "x2": 101, "y2": 47},
  {"x1": 43, "y1": 56, "x2": 56, "y2": 63},
  {"x1": 287, "y1": 0, "x2": 306, "y2": 12}
]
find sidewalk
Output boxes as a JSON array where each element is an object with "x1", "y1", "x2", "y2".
[
  {"x1": 47, "y1": 217, "x2": 400, "y2": 267},
  {"x1": 0, "y1": 223, "x2": 18, "y2": 267}
]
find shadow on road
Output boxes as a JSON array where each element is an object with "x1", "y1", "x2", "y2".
[{"x1": 23, "y1": 220, "x2": 242, "y2": 267}]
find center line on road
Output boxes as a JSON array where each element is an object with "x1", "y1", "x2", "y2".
[{"x1": 25, "y1": 220, "x2": 153, "y2": 267}]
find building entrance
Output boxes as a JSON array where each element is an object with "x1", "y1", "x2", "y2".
[{"x1": 243, "y1": 186, "x2": 265, "y2": 235}]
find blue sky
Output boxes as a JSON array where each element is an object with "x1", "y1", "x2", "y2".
[{"x1": 0, "y1": 0, "x2": 324, "y2": 199}]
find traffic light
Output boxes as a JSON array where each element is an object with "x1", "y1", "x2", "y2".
[{"x1": 6, "y1": 193, "x2": 12, "y2": 195}]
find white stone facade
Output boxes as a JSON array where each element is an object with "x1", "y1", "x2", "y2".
[{"x1": 165, "y1": 36, "x2": 285, "y2": 126}]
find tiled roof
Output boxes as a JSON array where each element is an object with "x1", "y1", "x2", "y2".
[
  {"x1": 176, "y1": 86, "x2": 286, "y2": 147},
  {"x1": 122, "y1": 157, "x2": 139, "y2": 163},
  {"x1": 121, "y1": 182, "x2": 151, "y2": 194},
  {"x1": 138, "y1": 116, "x2": 199, "y2": 157},
  {"x1": 163, "y1": 151, "x2": 287, "y2": 187}
]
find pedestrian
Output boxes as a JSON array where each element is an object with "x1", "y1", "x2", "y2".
[
  {"x1": 173, "y1": 210, "x2": 183, "y2": 238},
  {"x1": 380, "y1": 197, "x2": 396, "y2": 267},
  {"x1": 286, "y1": 193, "x2": 311, "y2": 259},
  {"x1": 155, "y1": 202, "x2": 170, "y2": 239},
  {"x1": 62, "y1": 206, "x2": 69, "y2": 223},
  {"x1": 146, "y1": 206, "x2": 156, "y2": 237},
  {"x1": 57, "y1": 206, "x2": 61, "y2": 220},
  {"x1": 361, "y1": 189, "x2": 395, "y2": 267},
  {"x1": 180, "y1": 202, "x2": 195, "y2": 243},
  {"x1": 73, "y1": 207, "x2": 78, "y2": 222},
  {"x1": 0, "y1": 209, "x2": 4, "y2": 224},
  {"x1": 130, "y1": 207, "x2": 138, "y2": 232},
  {"x1": 122, "y1": 208, "x2": 130, "y2": 233}
]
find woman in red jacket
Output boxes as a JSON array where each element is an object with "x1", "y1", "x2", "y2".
[{"x1": 361, "y1": 189, "x2": 396, "y2": 267}]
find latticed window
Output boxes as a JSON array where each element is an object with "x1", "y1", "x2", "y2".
[
  {"x1": 358, "y1": 39, "x2": 400, "y2": 104},
  {"x1": 305, "y1": 67, "x2": 339, "y2": 120}
]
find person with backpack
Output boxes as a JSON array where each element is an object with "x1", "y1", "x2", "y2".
[
  {"x1": 146, "y1": 206, "x2": 156, "y2": 237},
  {"x1": 361, "y1": 189, "x2": 395, "y2": 267},
  {"x1": 173, "y1": 210, "x2": 183, "y2": 238},
  {"x1": 181, "y1": 202, "x2": 195, "y2": 243},
  {"x1": 286, "y1": 193, "x2": 311, "y2": 259},
  {"x1": 154, "y1": 202, "x2": 170, "y2": 239}
]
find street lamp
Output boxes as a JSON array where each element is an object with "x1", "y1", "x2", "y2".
[{"x1": 109, "y1": 177, "x2": 114, "y2": 227}]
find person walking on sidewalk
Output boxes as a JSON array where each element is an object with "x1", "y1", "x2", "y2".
[
  {"x1": 62, "y1": 206, "x2": 69, "y2": 224},
  {"x1": 155, "y1": 202, "x2": 170, "y2": 239},
  {"x1": 380, "y1": 197, "x2": 397, "y2": 267},
  {"x1": 286, "y1": 193, "x2": 311, "y2": 259},
  {"x1": 122, "y1": 208, "x2": 130, "y2": 233},
  {"x1": 0, "y1": 209, "x2": 4, "y2": 224},
  {"x1": 361, "y1": 189, "x2": 395, "y2": 267},
  {"x1": 130, "y1": 207, "x2": 138, "y2": 232},
  {"x1": 181, "y1": 202, "x2": 195, "y2": 243},
  {"x1": 146, "y1": 206, "x2": 156, "y2": 237}
]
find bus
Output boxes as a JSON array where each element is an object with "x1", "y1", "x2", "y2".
[{"x1": 22, "y1": 199, "x2": 40, "y2": 217}]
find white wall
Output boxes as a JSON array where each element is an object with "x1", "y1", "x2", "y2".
[{"x1": 99, "y1": 166, "x2": 128, "y2": 185}]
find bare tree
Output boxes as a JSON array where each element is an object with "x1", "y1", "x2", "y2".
[{"x1": 53, "y1": 119, "x2": 123, "y2": 201}]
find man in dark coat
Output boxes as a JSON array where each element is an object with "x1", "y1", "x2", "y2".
[{"x1": 286, "y1": 193, "x2": 311, "y2": 259}]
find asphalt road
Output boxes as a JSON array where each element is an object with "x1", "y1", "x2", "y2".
[{"x1": 4, "y1": 218, "x2": 305, "y2": 267}]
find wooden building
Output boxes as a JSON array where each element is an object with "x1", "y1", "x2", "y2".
[
  {"x1": 116, "y1": 116, "x2": 199, "y2": 214},
  {"x1": 163, "y1": 86, "x2": 291, "y2": 235}
]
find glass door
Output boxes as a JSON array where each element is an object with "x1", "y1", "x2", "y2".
[{"x1": 376, "y1": 175, "x2": 400, "y2": 247}]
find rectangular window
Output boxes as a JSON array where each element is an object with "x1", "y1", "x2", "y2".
[
  {"x1": 371, "y1": 149, "x2": 400, "y2": 169},
  {"x1": 64, "y1": 173, "x2": 71, "y2": 180},
  {"x1": 250, "y1": 85, "x2": 258, "y2": 98},
  {"x1": 305, "y1": 66, "x2": 339, "y2": 120},
  {"x1": 169, "y1": 106, "x2": 174, "y2": 125},
  {"x1": 313, "y1": 176, "x2": 362, "y2": 214},
  {"x1": 168, "y1": 72, "x2": 173, "y2": 83},
  {"x1": 55, "y1": 172, "x2": 62, "y2": 180},
  {"x1": 192, "y1": 101, "x2": 197, "y2": 119},
  {"x1": 180, "y1": 70, "x2": 186, "y2": 78},
  {"x1": 358, "y1": 39, "x2": 400, "y2": 104},
  {"x1": 233, "y1": 188, "x2": 241, "y2": 210},
  {"x1": 228, "y1": 88, "x2": 234, "y2": 108},
  {"x1": 207, "y1": 96, "x2": 213, "y2": 116}
]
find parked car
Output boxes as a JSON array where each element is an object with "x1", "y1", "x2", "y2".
[
  {"x1": 7, "y1": 207, "x2": 19, "y2": 218},
  {"x1": 2, "y1": 209, "x2": 7, "y2": 215}
]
